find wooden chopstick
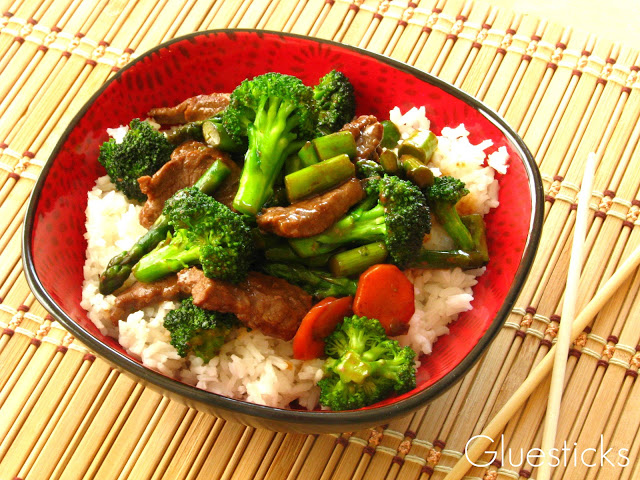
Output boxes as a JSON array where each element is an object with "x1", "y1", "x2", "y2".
[
  {"x1": 538, "y1": 153, "x2": 596, "y2": 479},
  {"x1": 444, "y1": 229, "x2": 640, "y2": 480}
]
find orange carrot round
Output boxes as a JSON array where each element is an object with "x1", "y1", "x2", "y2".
[
  {"x1": 292, "y1": 296, "x2": 353, "y2": 360},
  {"x1": 353, "y1": 264, "x2": 414, "y2": 336}
]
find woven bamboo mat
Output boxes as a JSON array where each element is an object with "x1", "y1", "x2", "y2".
[{"x1": 1, "y1": 0, "x2": 640, "y2": 479}]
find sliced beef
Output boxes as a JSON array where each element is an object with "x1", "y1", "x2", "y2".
[
  {"x1": 341, "y1": 115, "x2": 384, "y2": 162},
  {"x1": 137, "y1": 141, "x2": 238, "y2": 228},
  {"x1": 257, "y1": 178, "x2": 364, "y2": 238},
  {"x1": 177, "y1": 268, "x2": 312, "y2": 341},
  {"x1": 148, "y1": 93, "x2": 230, "y2": 124},
  {"x1": 110, "y1": 275, "x2": 185, "y2": 323}
]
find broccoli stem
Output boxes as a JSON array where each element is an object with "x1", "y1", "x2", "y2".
[
  {"x1": 233, "y1": 113, "x2": 297, "y2": 215},
  {"x1": 262, "y1": 263, "x2": 358, "y2": 298},
  {"x1": 289, "y1": 203, "x2": 386, "y2": 257},
  {"x1": 284, "y1": 154, "x2": 355, "y2": 203},
  {"x1": 98, "y1": 160, "x2": 231, "y2": 294},
  {"x1": 133, "y1": 236, "x2": 201, "y2": 283},
  {"x1": 432, "y1": 202, "x2": 475, "y2": 250},
  {"x1": 329, "y1": 242, "x2": 388, "y2": 277}
]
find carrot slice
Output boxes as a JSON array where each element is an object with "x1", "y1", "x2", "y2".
[
  {"x1": 353, "y1": 264, "x2": 414, "y2": 336},
  {"x1": 293, "y1": 296, "x2": 353, "y2": 360}
]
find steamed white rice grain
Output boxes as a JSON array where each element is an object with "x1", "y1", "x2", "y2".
[{"x1": 81, "y1": 107, "x2": 507, "y2": 409}]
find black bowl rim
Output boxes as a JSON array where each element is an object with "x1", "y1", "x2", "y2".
[{"x1": 22, "y1": 29, "x2": 544, "y2": 428}]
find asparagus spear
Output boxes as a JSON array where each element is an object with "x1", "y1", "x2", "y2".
[
  {"x1": 98, "y1": 160, "x2": 232, "y2": 295},
  {"x1": 284, "y1": 153, "x2": 354, "y2": 203},
  {"x1": 262, "y1": 263, "x2": 358, "y2": 299},
  {"x1": 329, "y1": 242, "x2": 388, "y2": 277}
]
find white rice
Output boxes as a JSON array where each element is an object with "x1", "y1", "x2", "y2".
[{"x1": 80, "y1": 107, "x2": 507, "y2": 408}]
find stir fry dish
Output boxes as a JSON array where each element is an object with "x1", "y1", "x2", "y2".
[{"x1": 82, "y1": 70, "x2": 506, "y2": 410}]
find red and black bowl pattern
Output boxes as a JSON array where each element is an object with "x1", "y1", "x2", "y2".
[{"x1": 22, "y1": 30, "x2": 543, "y2": 433}]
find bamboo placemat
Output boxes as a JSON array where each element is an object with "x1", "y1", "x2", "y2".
[{"x1": 1, "y1": 1, "x2": 639, "y2": 479}]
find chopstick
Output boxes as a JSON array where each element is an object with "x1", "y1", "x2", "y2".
[
  {"x1": 445, "y1": 205, "x2": 640, "y2": 480},
  {"x1": 538, "y1": 153, "x2": 596, "y2": 479}
]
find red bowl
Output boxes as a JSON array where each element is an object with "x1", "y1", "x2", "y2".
[{"x1": 23, "y1": 30, "x2": 542, "y2": 433}]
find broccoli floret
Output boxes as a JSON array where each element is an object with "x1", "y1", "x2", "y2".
[
  {"x1": 222, "y1": 73, "x2": 317, "y2": 215},
  {"x1": 261, "y1": 263, "x2": 358, "y2": 299},
  {"x1": 313, "y1": 70, "x2": 357, "y2": 137},
  {"x1": 289, "y1": 175, "x2": 430, "y2": 268},
  {"x1": 318, "y1": 315, "x2": 416, "y2": 411},
  {"x1": 133, "y1": 187, "x2": 255, "y2": 283},
  {"x1": 98, "y1": 119, "x2": 174, "y2": 202},
  {"x1": 163, "y1": 297, "x2": 238, "y2": 362},
  {"x1": 424, "y1": 176, "x2": 475, "y2": 250}
]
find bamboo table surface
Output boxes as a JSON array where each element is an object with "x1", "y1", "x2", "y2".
[{"x1": 1, "y1": 0, "x2": 640, "y2": 479}]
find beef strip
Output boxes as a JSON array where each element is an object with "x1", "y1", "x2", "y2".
[
  {"x1": 256, "y1": 178, "x2": 364, "y2": 238},
  {"x1": 110, "y1": 275, "x2": 185, "y2": 323},
  {"x1": 148, "y1": 93, "x2": 230, "y2": 124},
  {"x1": 137, "y1": 141, "x2": 238, "y2": 228},
  {"x1": 177, "y1": 268, "x2": 312, "y2": 340},
  {"x1": 341, "y1": 115, "x2": 384, "y2": 162}
]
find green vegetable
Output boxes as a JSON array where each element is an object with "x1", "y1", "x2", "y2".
[
  {"x1": 380, "y1": 120, "x2": 401, "y2": 149},
  {"x1": 313, "y1": 70, "x2": 357, "y2": 137},
  {"x1": 98, "y1": 119, "x2": 174, "y2": 202},
  {"x1": 133, "y1": 187, "x2": 255, "y2": 283},
  {"x1": 264, "y1": 245, "x2": 333, "y2": 267},
  {"x1": 313, "y1": 131, "x2": 357, "y2": 160},
  {"x1": 163, "y1": 297, "x2": 238, "y2": 363},
  {"x1": 424, "y1": 176, "x2": 474, "y2": 250},
  {"x1": 285, "y1": 154, "x2": 355, "y2": 203},
  {"x1": 98, "y1": 160, "x2": 232, "y2": 295},
  {"x1": 165, "y1": 121, "x2": 204, "y2": 145},
  {"x1": 298, "y1": 141, "x2": 321, "y2": 167},
  {"x1": 378, "y1": 148, "x2": 399, "y2": 174},
  {"x1": 318, "y1": 315, "x2": 416, "y2": 411},
  {"x1": 262, "y1": 263, "x2": 358, "y2": 299},
  {"x1": 202, "y1": 117, "x2": 245, "y2": 152},
  {"x1": 289, "y1": 175, "x2": 431, "y2": 268},
  {"x1": 222, "y1": 72, "x2": 317, "y2": 215},
  {"x1": 401, "y1": 154, "x2": 434, "y2": 188},
  {"x1": 398, "y1": 130, "x2": 437, "y2": 163},
  {"x1": 328, "y1": 242, "x2": 388, "y2": 277},
  {"x1": 355, "y1": 159, "x2": 384, "y2": 179}
]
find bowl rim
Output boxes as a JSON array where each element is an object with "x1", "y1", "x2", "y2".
[{"x1": 22, "y1": 28, "x2": 544, "y2": 427}]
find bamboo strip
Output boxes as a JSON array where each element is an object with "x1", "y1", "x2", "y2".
[
  {"x1": 0, "y1": 327, "x2": 67, "y2": 462},
  {"x1": 411, "y1": 0, "x2": 465, "y2": 73},
  {"x1": 458, "y1": 9, "x2": 515, "y2": 97},
  {"x1": 436, "y1": 2, "x2": 492, "y2": 84},
  {"x1": 56, "y1": 379, "x2": 143, "y2": 479},
  {"x1": 149, "y1": 408, "x2": 198, "y2": 480},
  {"x1": 159, "y1": 413, "x2": 220, "y2": 479},
  {"x1": 388, "y1": 0, "x2": 440, "y2": 64},
  {"x1": 227, "y1": 428, "x2": 279, "y2": 480},
  {"x1": 254, "y1": 432, "x2": 288, "y2": 480},
  {"x1": 363, "y1": 0, "x2": 408, "y2": 53},
  {"x1": 91, "y1": 388, "x2": 165, "y2": 479},
  {"x1": 0, "y1": 337, "x2": 82, "y2": 477},
  {"x1": 195, "y1": 422, "x2": 251, "y2": 479},
  {"x1": 340, "y1": 0, "x2": 377, "y2": 46},
  {"x1": 264, "y1": 0, "x2": 303, "y2": 32},
  {"x1": 128, "y1": 402, "x2": 192, "y2": 479}
]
